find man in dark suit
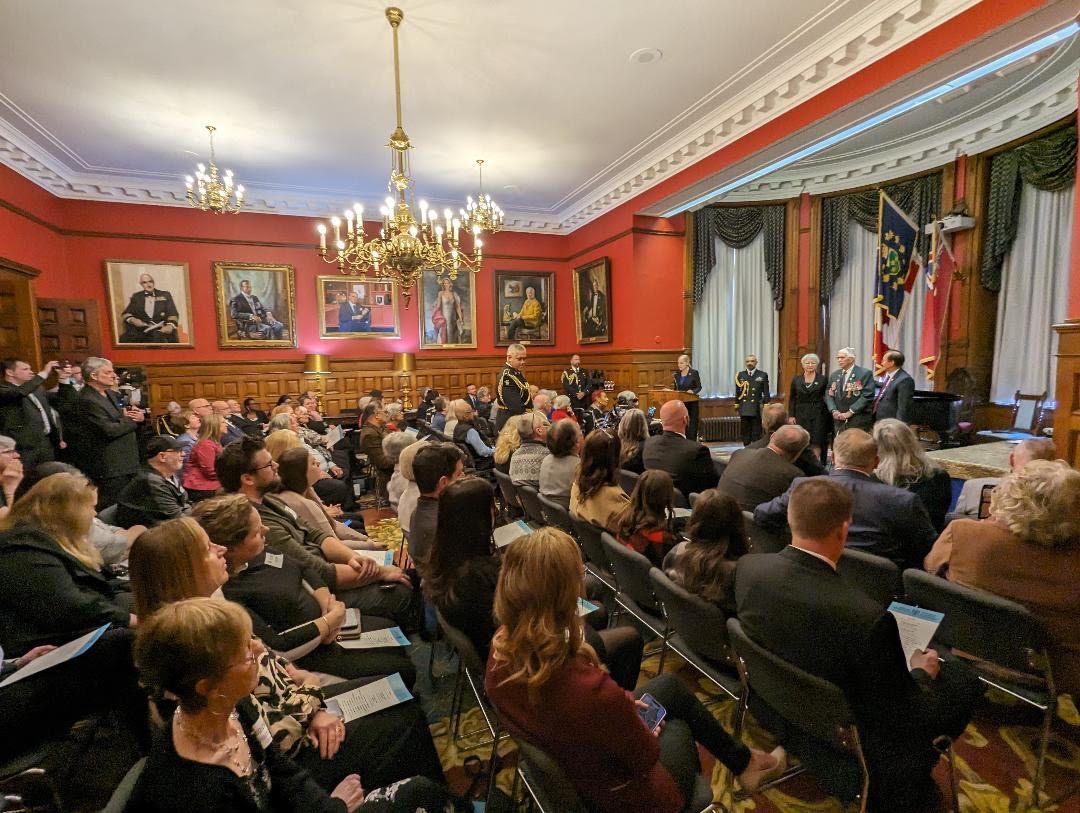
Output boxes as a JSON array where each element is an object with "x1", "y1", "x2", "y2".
[
  {"x1": 824, "y1": 347, "x2": 874, "y2": 432},
  {"x1": 463, "y1": 383, "x2": 483, "y2": 413},
  {"x1": 746, "y1": 403, "x2": 825, "y2": 477},
  {"x1": 735, "y1": 354, "x2": 770, "y2": 445},
  {"x1": 495, "y1": 344, "x2": 530, "y2": 432},
  {"x1": 736, "y1": 478, "x2": 981, "y2": 811},
  {"x1": 580, "y1": 278, "x2": 607, "y2": 339},
  {"x1": 0, "y1": 358, "x2": 64, "y2": 472},
  {"x1": 229, "y1": 279, "x2": 284, "y2": 340},
  {"x1": 718, "y1": 424, "x2": 808, "y2": 511},
  {"x1": 211, "y1": 400, "x2": 246, "y2": 445},
  {"x1": 66, "y1": 357, "x2": 146, "y2": 509},
  {"x1": 754, "y1": 428, "x2": 937, "y2": 568},
  {"x1": 873, "y1": 350, "x2": 915, "y2": 423},
  {"x1": 642, "y1": 399, "x2": 719, "y2": 497},
  {"x1": 561, "y1": 354, "x2": 592, "y2": 412},
  {"x1": 119, "y1": 273, "x2": 181, "y2": 343},
  {"x1": 337, "y1": 292, "x2": 371, "y2": 332}
]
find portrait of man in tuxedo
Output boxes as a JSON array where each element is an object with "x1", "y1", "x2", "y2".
[{"x1": 119, "y1": 273, "x2": 181, "y2": 344}]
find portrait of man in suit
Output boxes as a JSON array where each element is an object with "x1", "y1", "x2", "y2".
[
  {"x1": 106, "y1": 261, "x2": 194, "y2": 347},
  {"x1": 338, "y1": 292, "x2": 372, "y2": 333},
  {"x1": 214, "y1": 262, "x2": 296, "y2": 347},
  {"x1": 574, "y1": 258, "x2": 611, "y2": 344}
]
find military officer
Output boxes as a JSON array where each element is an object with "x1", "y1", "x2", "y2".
[
  {"x1": 495, "y1": 343, "x2": 530, "y2": 432},
  {"x1": 119, "y1": 273, "x2": 181, "y2": 343},
  {"x1": 561, "y1": 354, "x2": 591, "y2": 412},
  {"x1": 734, "y1": 354, "x2": 771, "y2": 445},
  {"x1": 824, "y1": 346, "x2": 874, "y2": 432}
]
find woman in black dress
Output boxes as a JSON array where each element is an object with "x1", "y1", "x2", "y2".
[{"x1": 787, "y1": 353, "x2": 829, "y2": 464}]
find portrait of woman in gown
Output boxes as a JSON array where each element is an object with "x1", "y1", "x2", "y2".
[{"x1": 431, "y1": 277, "x2": 465, "y2": 344}]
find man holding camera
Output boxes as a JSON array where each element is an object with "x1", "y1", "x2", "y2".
[{"x1": 0, "y1": 358, "x2": 68, "y2": 472}]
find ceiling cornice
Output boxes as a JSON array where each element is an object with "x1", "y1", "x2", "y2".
[{"x1": 0, "y1": 0, "x2": 983, "y2": 234}]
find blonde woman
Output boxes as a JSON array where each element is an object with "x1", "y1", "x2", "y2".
[
  {"x1": 872, "y1": 418, "x2": 951, "y2": 530},
  {"x1": 396, "y1": 439, "x2": 428, "y2": 534},
  {"x1": 485, "y1": 528, "x2": 784, "y2": 812},
  {"x1": 493, "y1": 416, "x2": 522, "y2": 475},
  {"x1": 182, "y1": 412, "x2": 225, "y2": 501},
  {"x1": 926, "y1": 459, "x2": 1080, "y2": 697}
]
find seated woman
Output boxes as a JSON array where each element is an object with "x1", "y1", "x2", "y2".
[
  {"x1": 129, "y1": 518, "x2": 444, "y2": 792},
  {"x1": 430, "y1": 397, "x2": 449, "y2": 433},
  {"x1": 268, "y1": 412, "x2": 352, "y2": 511},
  {"x1": 615, "y1": 470, "x2": 679, "y2": 568},
  {"x1": 130, "y1": 598, "x2": 451, "y2": 812},
  {"x1": 665, "y1": 490, "x2": 747, "y2": 614},
  {"x1": 587, "y1": 389, "x2": 611, "y2": 432},
  {"x1": 925, "y1": 459, "x2": 1080, "y2": 700},
  {"x1": 539, "y1": 419, "x2": 581, "y2": 510},
  {"x1": 872, "y1": 418, "x2": 952, "y2": 531},
  {"x1": 384, "y1": 431, "x2": 418, "y2": 511},
  {"x1": 0, "y1": 471, "x2": 147, "y2": 759},
  {"x1": 194, "y1": 494, "x2": 418, "y2": 688},
  {"x1": 182, "y1": 413, "x2": 225, "y2": 502},
  {"x1": 485, "y1": 530, "x2": 785, "y2": 812},
  {"x1": 396, "y1": 440, "x2": 428, "y2": 535},
  {"x1": 0, "y1": 434, "x2": 22, "y2": 518},
  {"x1": 176, "y1": 409, "x2": 201, "y2": 469},
  {"x1": 570, "y1": 430, "x2": 630, "y2": 534},
  {"x1": 493, "y1": 419, "x2": 521, "y2": 476},
  {"x1": 549, "y1": 394, "x2": 576, "y2": 423},
  {"x1": 265, "y1": 428, "x2": 358, "y2": 524},
  {"x1": 617, "y1": 408, "x2": 648, "y2": 474}
]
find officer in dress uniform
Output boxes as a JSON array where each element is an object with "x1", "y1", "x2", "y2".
[
  {"x1": 561, "y1": 354, "x2": 592, "y2": 413},
  {"x1": 824, "y1": 346, "x2": 875, "y2": 433},
  {"x1": 119, "y1": 273, "x2": 181, "y2": 343},
  {"x1": 734, "y1": 354, "x2": 771, "y2": 446},
  {"x1": 495, "y1": 343, "x2": 530, "y2": 432}
]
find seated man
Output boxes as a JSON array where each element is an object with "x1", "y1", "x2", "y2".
[
  {"x1": 116, "y1": 435, "x2": 192, "y2": 528},
  {"x1": 508, "y1": 411, "x2": 551, "y2": 488},
  {"x1": 642, "y1": 399, "x2": 719, "y2": 497},
  {"x1": 754, "y1": 429, "x2": 937, "y2": 569},
  {"x1": 407, "y1": 444, "x2": 464, "y2": 570},
  {"x1": 747, "y1": 403, "x2": 825, "y2": 476},
  {"x1": 952, "y1": 436, "x2": 1055, "y2": 517},
  {"x1": 736, "y1": 478, "x2": 982, "y2": 812},
  {"x1": 228, "y1": 279, "x2": 284, "y2": 339},
  {"x1": 718, "y1": 424, "x2": 808, "y2": 512}
]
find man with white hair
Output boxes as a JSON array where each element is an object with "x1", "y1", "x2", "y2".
[
  {"x1": 119, "y1": 272, "x2": 181, "y2": 343},
  {"x1": 824, "y1": 347, "x2": 874, "y2": 432},
  {"x1": 509, "y1": 411, "x2": 551, "y2": 488},
  {"x1": 952, "y1": 437, "x2": 1056, "y2": 517},
  {"x1": 495, "y1": 343, "x2": 530, "y2": 432}
]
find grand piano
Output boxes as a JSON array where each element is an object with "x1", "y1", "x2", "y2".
[{"x1": 909, "y1": 390, "x2": 965, "y2": 445}]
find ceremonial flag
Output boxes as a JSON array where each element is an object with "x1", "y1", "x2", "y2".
[
  {"x1": 918, "y1": 224, "x2": 956, "y2": 380},
  {"x1": 873, "y1": 191, "x2": 922, "y2": 370}
]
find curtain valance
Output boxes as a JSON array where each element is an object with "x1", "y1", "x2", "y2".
[{"x1": 692, "y1": 205, "x2": 785, "y2": 309}]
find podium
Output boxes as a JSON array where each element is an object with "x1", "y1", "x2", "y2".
[{"x1": 647, "y1": 388, "x2": 701, "y2": 439}]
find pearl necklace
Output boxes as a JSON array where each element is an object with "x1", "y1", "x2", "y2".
[{"x1": 174, "y1": 708, "x2": 252, "y2": 777}]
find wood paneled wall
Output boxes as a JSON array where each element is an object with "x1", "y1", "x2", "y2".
[{"x1": 1053, "y1": 321, "x2": 1080, "y2": 467}]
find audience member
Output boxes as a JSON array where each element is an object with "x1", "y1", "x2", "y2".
[
  {"x1": 407, "y1": 444, "x2": 465, "y2": 569},
  {"x1": 549, "y1": 394, "x2": 575, "y2": 422},
  {"x1": 269, "y1": 413, "x2": 352, "y2": 510},
  {"x1": 952, "y1": 437, "x2": 1056, "y2": 517},
  {"x1": 665, "y1": 490, "x2": 747, "y2": 613},
  {"x1": 615, "y1": 469, "x2": 678, "y2": 567},
  {"x1": 539, "y1": 419, "x2": 581, "y2": 509},
  {"x1": 508, "y1": 411, "x2": 550, "y2": 487},
  {"x1": 396, "y1": 439, "x2": 428, "y2": 535},
  {"x1": 417, "y1": 389, "x2": 439, "y2": 424},
  {"x1": 241, "y1": 397, "x2": 267, "y2": 425},
  {"x1": 747, "y1": 403, "x2": 825, "y2": 476},
  {"x1": 642, "y1": 400, "x2": 718, "y2": 497},
  {"x1": 0, "y1": 357, "x2": 64, "y2": 471},
  {"x1": 155, "y1": 400, "x2": 183, "y2": 437},
  {"x1": 182, "y1": 413, "x2": 225, "y2": 501},
  {"x1": 0, "y1": 435, "x2": 22, "y2": 518},
  {"x1": 872, "y1": 418, "x2": 951, "y2": 530},
  {"x1": 430, "y1": 397, "x2": 450, "y2": 432},
  {"x1": 117, "y1": 435, "x2": 192, "y2": 527},
  {"x1": 570, "y1": 430, "x2": 630, "y2": 534},
  {"x1": 754, "y1": 429, "x2": 937, "y2": 568},
  {"x1": 463, "y1": 383, "x2": 481, "y2": 412},
  {"x1": 617, "y1": 407, "x2": 648, "y2": 474},
  {"x1": 211, "y1": 399, "x2": 245, "y2": 445},
  {"x1": 359, "y1": 403, "x2": 394, "y2": 498},
  {"x1": 532, "y1": 390, "x2": 552, "y2": 417},
  {"x1": 476, "y1": 385, "x2": 494, "y2": 421},
  {"x1": 384, "y1": 430, "x2": 418, "y2": 510},
  {"x1": 718, "y1": 424, "x2": 808, "y2": 511},
  {"x1": 130, "y1": 599, "x2": 448, "y2": 811},
  {"x1": 485, "y1": 529, "x2": 784, "y2": 812},
  {"x1": 449, "y1": 398, "x2": 494, "y2": 464},
  {"x1": 383, "y1": 401, "x2": 404, "y2": 432},
  {"x1": 176, "y1": 409, "x2": 200, "y2": 468},
  {"x1": 493, "y1": 418, "x2": 521, "y2": 475},
  {"x1": 586, "y1": 389, "x2": 610, "y2": 431},
  {"x1": 926, "y1": 460, "x2": 1080, "y2": 698},
  {"x1": 299, "y1": 396, "x2": 327, "y2": 434},
  {"x1": 736, "y1": 478, "x2": 981, "y2": 811}
]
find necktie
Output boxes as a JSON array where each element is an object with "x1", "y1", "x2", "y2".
[
  {"x1": 28, "y1": 392, "x2": 51, "y2": 434},
  {"x1": 873, "y1": 375, "x2": 891, "y2": 413}
]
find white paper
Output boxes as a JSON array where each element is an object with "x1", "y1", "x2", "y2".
[
  {"x1": 325, "y1": 425, "x2": 344, "y2": 449},
  {"x1": 263, "y1": 552, "x2": 284, "y2": 569},
  {"x1": 577, "y1": 598, "x2": 600, "y2": 617},
  {"x1": 673, "y1": 507, "x2": 692, "y2": 519},
  {"x1": 0, "y1": 624, "x2": 110, "y2": 688},
  {"x1": 493, "y1": 519, "x2": 533, "y2": 549},
  {"x1": 338, "y1": 627, "x2": 410, "y2": 649},
  {"x1": 887, "y1": 601, "x2": 943, "y2": 664},
  {"x1": 354, "y1": 550, "x2": 393, "y2": 566},
  {"x1": 404, "y1": 426, "x2": 419, "y2": 437},
  {"x1": 324, "y1": 673, "x2": 412, "y2": 722}
]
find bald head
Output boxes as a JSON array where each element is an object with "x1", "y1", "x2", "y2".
[
  {"x1": 833, "y1": 429, "x2": 878, "y2": 472},
  {"x1": 1011, "y1": 437, "x2": 1056, "y2": 471},
  {"x1": 769, "y1": 424, "x2": 810, "y2": 461},
  {"x1": 659, "y1": 399, "x2": 689, "y2": 433},
  {"x1": 211, "y1": 400, "x2": 230, "y2": 416}
]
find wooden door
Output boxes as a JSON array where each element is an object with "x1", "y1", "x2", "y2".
[
  {"x1": 38, "y1": 298, "x2": 102, "y2": 364},
  {"x1": 0, "y1": 260, "x2": 41, "y2": 365}
]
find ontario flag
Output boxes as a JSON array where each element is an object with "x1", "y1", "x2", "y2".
[
  {"x1": 919, "y1": 224, "x2": 956, "y2": 380},
  {"x1": 873, "y1": 190, "x2": 922, "y2": 372}
]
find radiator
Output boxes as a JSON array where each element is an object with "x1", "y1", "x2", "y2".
[{"x1": 699, "y1": 416, "x2": 741, "y2": 442}]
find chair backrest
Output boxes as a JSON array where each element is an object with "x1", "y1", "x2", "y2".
[
  {"x1": 1010, "y1": 390, "x2": 1046, "y2": 433},
  {"x1": 649, "y1": 568, "x2": 731, "y2": 664},
  {"x1": 837, "y1": 548, "x2": 900, "y2": 608},
  {"x1": 600, "y1": 531, "x2": 663, "y2": 615},
  {"x1": 572, "y1": 517, "x2": 612, "y2": 574},
  {"x1": 493, "y1": 469, "x2": 521, "y2": 509},
  {"x1": 435, "y1": 609, "x2": 487, "y2": 677},
  {"x1": 516, "y1": 484, "x2": 547, "y2": 526},
  {"x1": 97, "y1": 503, "x2": 120, "y2": 526},
  {"x1": 742, "y1": 510, "x2": 790, "y2": 554},
  {"x1": 514, "y1": 737, "x2": 589, "y2": 813},
  {"x1": 901, "y1": 569, "x2": 1050, "y2": 679},
  {"x1": 727, "y1": 618, "x2": 860, "y2": 749},
  {"x1": 537, "y1": 493, "x2": 576, "y2": 536},
  {"x1": 417, "y1": 419, "x2": 452, "y2": 442},
  {"x1": 617, "y1": 468, "x2": 640, "y2": 496},
  {"x1": 99, "y1": 757, "x2": 146, "y2": 813},
  {"x1": 673, "y1": 488, "x2": 690, "y2": 509}
]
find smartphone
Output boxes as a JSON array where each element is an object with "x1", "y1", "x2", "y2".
[
  {"x1": 637, "y1": 693, "x2": 666, "y2": 732},
  {"x1": 342, "y1": 519, "x2": 353, "y2": 527},
  {"x1": 339, "y1": 608, "x2": 362, "y2": 640}
]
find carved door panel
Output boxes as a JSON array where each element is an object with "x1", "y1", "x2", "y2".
[
  {"x1": 0, "y1": 266, "x2": 41, "y2": 364},
  {"x1": 38, "y1": 298, "x2": 102, "y2": 364}
]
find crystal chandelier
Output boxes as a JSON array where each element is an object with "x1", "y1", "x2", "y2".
[
  {"x1": 315, "y1": 7, "x2": 483, "y2": 308},
  {"x1": 185, "y1": 125, "x2": 244, "y2": 214},
  {"x1": 461, "y1": 160, "x2": 504, "y2": 234}
]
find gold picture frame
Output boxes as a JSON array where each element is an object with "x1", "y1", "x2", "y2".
[
  {"x1": 212, "y1": 261, "x2": 297, "y2": 348},
  {"x1": 494, "y1": 270, "x2": 555, "y2": 346},
  {"x1": 104, "y1": 260, "x2": 194, "y2": 347},
  {"x1": 418, "y1": 273, "x2": 478, "y2": 349},
  {"x1": 316, "y1": 276, "x2": 401, "y2": 339},
  {"x1": 573, "y1": 257, "x2": 611, "y2": 344}
]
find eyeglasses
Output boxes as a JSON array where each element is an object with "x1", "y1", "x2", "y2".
[{"x1": 250, "y1": 460, "x2": 276, "y2": 473}]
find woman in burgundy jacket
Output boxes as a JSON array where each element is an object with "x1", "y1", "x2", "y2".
[
  {"x1": 485, "y1": 528, "x2": 784, "y2": 812},
  {"x1": 182, "y1": 413, "x2": 225, "y2": 501}
]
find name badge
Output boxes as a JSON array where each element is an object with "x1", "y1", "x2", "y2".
[
  {"x1": 264, "y1": 552, "x2": 284, "y2": 569},
  {"x1": 251, "y1": 715, "x2": 274, "y2": 749},
  {"x1": 282, "y1": 505, "x2": 298, "y2": 520}
]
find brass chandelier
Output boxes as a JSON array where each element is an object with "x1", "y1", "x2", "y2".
[
  {"x1": 185, "y1": 125, "x2": 244, "y2": 214},
  {"x1": 316, "y1": 7, "x2": 484, "y2": 307},
  {"x1": 462, "y1": 159, "x2": 504, "y2": 234}
]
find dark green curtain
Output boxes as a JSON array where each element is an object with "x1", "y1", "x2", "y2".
[
  {"x1": 981, "y1": 125, "x2": 1076, "y2": 292},
  {"x1": 692, "y1": 205, "x2": 785, "y2": 309},
  {"x1": 820, "y1": 172, "x2": 942, "y2": 303}
]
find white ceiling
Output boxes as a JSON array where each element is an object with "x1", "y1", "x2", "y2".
[{"x1": 0, "y1": 0, "x2": 996, "y2": 230}]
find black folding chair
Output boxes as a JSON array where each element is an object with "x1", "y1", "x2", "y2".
[
  {"x1": 837, "y1": 548, "x2": 900, "y2": 607},
  {"x1": 600, "y1": 532, "x2": 669, "y2": 667},
  {"x1": 515, "y1": 483, "x2": 547, "y2": 528},
  {"x1": 617, "y1": 468, "x2": 641, "y2": 495},
  {"x1": 741, "y1": 510, "x2": 790, "y2": 554},
  {"x1": 571, "y1": 517, "x2": 616, "y2": 593},
  {"x1": 537, "y1": 493, "x2": 576, "y2": 536},
  {"x1": 493, "y1": 469, "x2": 523, "y2": 520},
  {"x1": 99, "y1": 757, "x2": 146, "y2": 813}
]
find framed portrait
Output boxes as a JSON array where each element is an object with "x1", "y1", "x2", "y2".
[
  {"x1": 212, "y1": 261, "x2": 297, "y2": 348},
  {"x1": 104, "y1": 260, "x2": 194, "y2": 347},
  {"x1": 418, "y1": 273, "x2": 477, "y2": 349},
  {"x1": 316, "y1": 276, "x2": 400, "y2": 339},
  {"x1": 494, "y1": 270, "x2": 554, "y2": 346},
  {"x1": 573, "y1": 257, "x2": 611, "y2": 344}
]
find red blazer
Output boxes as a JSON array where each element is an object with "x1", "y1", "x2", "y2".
[
  {"x1": 485, "y1": 650, "x2": 683, "y2": 813},
  {"x1": 182, "y1": 438, "x2": 222, "y2": 491}
]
